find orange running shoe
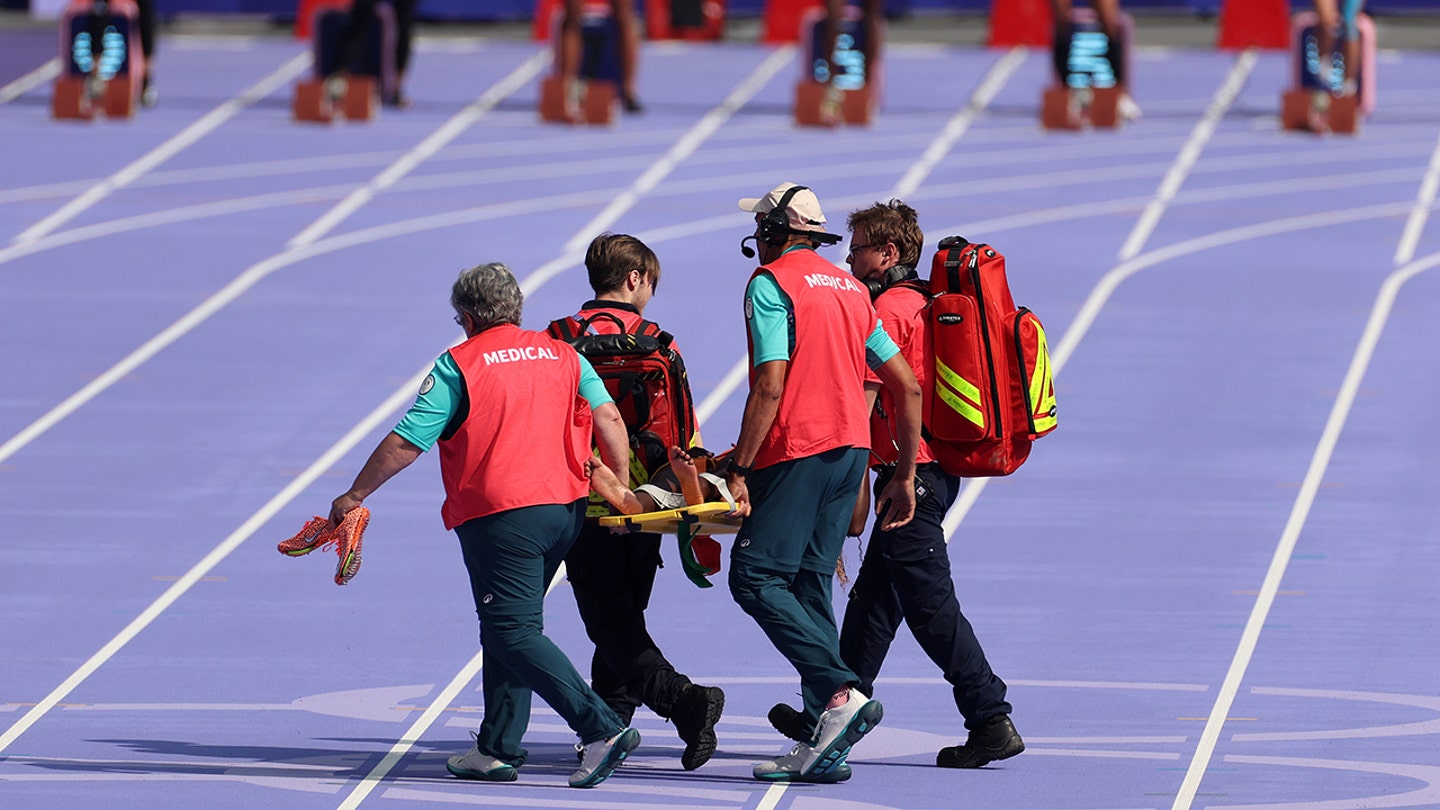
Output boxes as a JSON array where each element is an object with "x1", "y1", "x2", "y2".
[
  {"x1": 277, "y1": 508, "x2": 370, "y2": 585},
  {"x1": 332, "y1": 507, "x2": 368, "y2": 586},
  {"x1": 278, "y1": 516, "x2": 330, "y2": 557}
]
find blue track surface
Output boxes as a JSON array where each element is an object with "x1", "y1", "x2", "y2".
[{"x1": 3, "y1": 24, "x2": 1440, "y2": 810}]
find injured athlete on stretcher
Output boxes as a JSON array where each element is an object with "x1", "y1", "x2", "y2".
[{"x1": 586, "y1": 446, "x2": 740, "y2": 516}]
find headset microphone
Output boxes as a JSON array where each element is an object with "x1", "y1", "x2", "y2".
[{"x1": 739, "y1": 235, "x2": 758, "y2": 259}]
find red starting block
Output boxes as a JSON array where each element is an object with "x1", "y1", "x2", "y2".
[
  {"x1": 1040, "y1": 9, "x2": 1132, "y2": 131},
  {"x1": 52, "y1": 0, "x2": 145, "y2": 120},
  {"x1": 1280, "y1": 12, "x2": 1375, "y2": 135},
  {"x1": 793, "y1": 5, "x2": 882, "y2": 127},
  {"x1": 539, "y1": 2, "x2": 621, "y2": 125},
  {"x1": 292, "y1": 0, "x2": 395, "y2": 123}
]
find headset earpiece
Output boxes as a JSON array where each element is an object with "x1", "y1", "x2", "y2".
[
  {"x1": 864, "y1": 263, "x2": 918, "y2": 300},
  {"x1": 757, "y1": 185, "x2": 808, "y2": 247}
]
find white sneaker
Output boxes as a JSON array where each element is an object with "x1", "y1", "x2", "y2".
[
  {"x1": 809, "y1": 689, "x2": 884, "y2": 776},
  {"x1": 753, "y1": 742, "x2": 859, "y2": 782},
  {"x1": 753, "y1": 741, "x2": 820, "y2": 781},
  {"x1": 570, "y1": 727, "x2": 640, "y2": 788},
  {"x1": 446, "y1": 733, "x2": 518, "y2": 782}
]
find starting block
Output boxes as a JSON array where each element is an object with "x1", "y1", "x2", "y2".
[
  {"x1": 292, "y1": 0, "x2": 396, "y2": 123},
  {"x1": 52, "y1": 0, "x2": 145, "y2": 120},
  {"x1": 1041, "y1": 9, "x2": 1132, "y2": 131},
  {"x1": 1280, "y1": 12, "x2": 1375, "y2": 135},
  {"x1": 540, "y1": 2, "x2": 620, "y2": 125},
  {"x1": 793, "y1": 5, "x2": 882, "y2": 127}
]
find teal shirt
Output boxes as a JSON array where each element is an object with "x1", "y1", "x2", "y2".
[
  {"x1": 394, "y1": 351, "x2": 611, "y2": 451},
  {"x1": 745, "y1": 247, "x2": 900, "y2": 369}
]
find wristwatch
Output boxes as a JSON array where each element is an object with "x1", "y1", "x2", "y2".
[{"x1": 726, "y1": 460, "x2": 752, "y2": 478}]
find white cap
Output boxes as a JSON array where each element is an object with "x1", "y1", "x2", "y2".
[{"x1": 738, "y1": 182, "x2": 829, "y2": 233}]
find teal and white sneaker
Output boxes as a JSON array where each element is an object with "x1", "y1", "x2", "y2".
[
  {"x1": 753, "y1": 743, "x2": 855, "y2": 783},
  {"x1": 446, "y1": 733, "x2": 518, "y2": 782},
  {"x1": 808, "y1": 689, "x2": 883, "y2": 777},
  {"x1": 570, "y1": 727, "x2": 640, "y2": 788}
]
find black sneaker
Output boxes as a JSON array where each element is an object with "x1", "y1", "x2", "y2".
[
  {"x1": 673, "y1": 684, "x2": 725, "y2": 770},
  {"x1": 621, "y1": 93, "x2": 643, "y2": 114},
  {"x1": 767, "y1": 702, "x2": 815, "y2": 744},
  {"x1": 936, "y1": 714, "x2": 1025, "y2": 769}
]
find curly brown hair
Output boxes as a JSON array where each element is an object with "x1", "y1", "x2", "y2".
[{"x1": 846, "y1": 200, "x2": 924, "y2": 269}]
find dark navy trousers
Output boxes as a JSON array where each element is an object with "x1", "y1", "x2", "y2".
[{"x1": 839, "y1": 462, "x2": 1012, "y2": 731}]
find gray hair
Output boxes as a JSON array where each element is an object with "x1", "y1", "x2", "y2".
[{"x1": 451, "y1": 262, "x2": 523, "y2": 329}]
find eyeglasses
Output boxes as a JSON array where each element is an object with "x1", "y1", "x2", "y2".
[
  {"x1": 847, "y1": 242, "x2": 878, "y2": 258},
  {"x1": 453, "y1": 313, "x2": 465, "y2": 326}
]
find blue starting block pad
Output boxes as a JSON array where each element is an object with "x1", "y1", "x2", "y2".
[
  {"x1": 793, "y1": 4, "x2": 883, "y2": 127},
  {"x1": 1041, "y1": 8, "x2": 1133, "y2": 131},
  {"x1": 52, "y1": 0, "x2": 144, "y2": 119},
  {"x1": 1281, "y1": 11, "x2": 1376, "y2": 134}
]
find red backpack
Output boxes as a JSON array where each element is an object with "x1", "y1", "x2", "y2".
[
  {"x1": 547, "y1": 312, "x2": 698, "y2": 483},
  {"x1": 922, "y1": 236, "x2": 1057, "y2": 477}
]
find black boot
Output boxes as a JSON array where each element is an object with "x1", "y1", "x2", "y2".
[
  {"x1": 672, "y1": 684, "x2": 725, "y2": 770},
  {"x1": 766, "y1": 702, "x2": 815, "y2": 744},
  {"x1": 936, "y1": 714, "x2": 1025, "y2": 768}
]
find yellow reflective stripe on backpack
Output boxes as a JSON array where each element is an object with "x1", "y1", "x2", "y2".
[
  {"x1": 1027, "y1": 322, "x2": 1057, "y2": 434},
  {"x1": 934, "y1": 358, "x2": 985, "y2": 430}
]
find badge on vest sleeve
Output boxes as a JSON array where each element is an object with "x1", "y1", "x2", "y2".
[
  {"x1": 744, "y1": 296, "x2": 754, "y2": 320},
  {"x1": 419, "y1": 374, "x2": 434, "y2": 395}
]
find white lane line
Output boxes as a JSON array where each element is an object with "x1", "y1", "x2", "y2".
[
  {"x1": 0, "y1": 369, "x2": 425, "y2": 755},
  {"x1": 1172, "y1": 131, "x2": 1440, "y2": 810},
  {"x1": 1173, "y1": 248, "x2": 1440, "y2": 809},
  {"x1": 944, "y1": 51, "x2": 1254, "y2": 539},
  {"x1": 893, "y1": 47, "x2": 1025, "y2": 198},
  {"x1": 0, "y1": 55, "x2": 553, "y2": 468},
  {"x1": 334, "y1": 48, "x2": 797, "y2": 810},
  {"x1": 287, "y1": 50, "x2": 550, "y2": 249},
  {"x1": 1119, "y1": 49, "x2": 1256, "y2": 262},
  {"x1": 0, "y1": 58, "x2": 60, "y2": 106},
  {"x1": 1395, "y1": 129, "x2": 1440, "y2": 265},
  {"x1": 334, "y1": 650, "x2": 485, "y2": 810},
  {"x1": 12, "y1": 52, "x2": 311, "y2": 246}
]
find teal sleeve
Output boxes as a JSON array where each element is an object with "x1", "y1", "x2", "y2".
[
  {"x1": 746, "y1": 273, "x2": 794, "y2": 366},
  {"x1": 392, "y1": 354, "x2": 463, "y2": 452},
  {"x1": 865, "y1": 318, "x2": 901, "y2": 370},
  {"x1": 577, "y1": 355, "x2": 613, "y2": 408}
]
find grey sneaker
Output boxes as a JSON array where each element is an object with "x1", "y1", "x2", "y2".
[
  {"x1": 446, "y1": 733, "x2": 518, "y2": 782},
  {"x1": 753, "y1": 743, "x2": 855, "y2": 783},
  {"x1": 570, "y1": 727, "x2": 640, "y2": 788},
  {"x1": 807, "y1": 689, "x2": 883, "y2": 777},
  {"x1": 753, "y1": 741, "x2": 820, "y2": 781}
]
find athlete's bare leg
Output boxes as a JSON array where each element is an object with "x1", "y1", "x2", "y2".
[
  {"x1": 612, "y1": 0, "x2": 641, "y2": 110},
  {"x1": 669, "y1": 447, "x2": 706, "y2": 506}
]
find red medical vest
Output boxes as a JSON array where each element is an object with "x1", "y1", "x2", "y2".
[
  {"x1": 865, "y1": 284, "x2": 937, "y2": 467},
  {"x1": 748, "y1": 248, "x2": 874, "y2": 469},
  {"x1": 438, "y1": 324, "x2": 592, "y2": 528}
]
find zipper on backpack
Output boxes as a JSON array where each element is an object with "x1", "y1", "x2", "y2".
[
  {"x1": 1013, "y1": 307, "x2": 1036, "y2": 436},
  {"x1": 968, "y1": 247, "x2": 1004, "y2": 440}
]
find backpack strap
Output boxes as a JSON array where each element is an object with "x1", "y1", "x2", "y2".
[
  {"x1": 547, "y1": 317, "x2": 581, "y2": 341},
  {"x1": 574, "y1": 311, "x2": 630, "y2": 336},
  {"x1": 894, "y1": 279, "x2": 929, "y2": 297}
]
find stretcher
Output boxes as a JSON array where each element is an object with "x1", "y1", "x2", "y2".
[{"x1": 598, "y1": 502, "x2": 741, "y2": 588}]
